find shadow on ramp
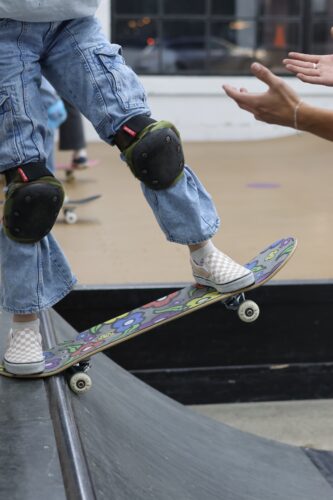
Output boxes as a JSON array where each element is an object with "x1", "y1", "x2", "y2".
[{"x1": 51, "y1": 311, "x2": 333, "y2": 500}]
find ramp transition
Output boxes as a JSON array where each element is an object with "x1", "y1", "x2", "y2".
[{"x1": 48, "y1": 311, "x2": 333, "y2": 500}]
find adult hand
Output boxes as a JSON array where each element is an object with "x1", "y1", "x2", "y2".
[
  {"x1": 223, "y1": 63, "x2": 300, "y2": 128},
  {"x1": 283, "y1": 27, "x2": 333, "y2": 86},
  {"x1": 283, "y1": 53, "x2": 333, "y2": 86}
]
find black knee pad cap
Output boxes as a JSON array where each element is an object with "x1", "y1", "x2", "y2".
[
  {"x1": 3, "y1": 167, "x2": 64, "y2": 243},
  {"x1": 123, "y1": 121, "x2": 185, "y2": 190}
]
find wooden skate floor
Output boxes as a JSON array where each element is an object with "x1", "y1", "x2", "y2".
[{"x1": 18, "y1": 134, "x2": 333, "y2": 285}]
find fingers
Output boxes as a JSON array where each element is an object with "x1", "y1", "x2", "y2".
[
  {"x1": 287, "y1": 52, "x2": 320, "y2": 63},
  {"x1": 222, "y1": 84, "x2": 250, "y2": 100},
  {"x1": 222, "y1": 84, "x2": 256, "y2": 110},
  {"x1": 222, "y1": 63, "x2": 278, "y2": 110},
  {"x1": 283, "y1": 59, "x2": 310, "y2": 69},
  {"x1": 284, "y1": 58, "x2": 318, "y2": 71},
  {"x1": 295, "y1": 73, "x2": 324, "y2": 85},
  {"x1": 222, "y1": 84, "x2": 244, "y2": 100},
  {"x1": 250, "y1": 62, "x2": 282, "y2": 89},
  {"x1": 284, "y1": 61, "x2": 319, "y2": 76},
  {"x1": 222, "y1": 83, "x2": 265, "y2": 118}
]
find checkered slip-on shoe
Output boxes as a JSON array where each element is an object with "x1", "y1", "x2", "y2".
[
  {"x1": 191, "y1": 248, "x2": 254, "y2": 294},
  {"x1": 4, "y1": 328, "x2": 45, "y2": 375}
]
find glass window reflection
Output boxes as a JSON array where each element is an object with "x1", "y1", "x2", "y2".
[
  {"x1": 164, "y1": 0, "x2": 205, "y2": 15},
  {"x1": 111, "y1": 0, "x2": 333, "y2": 75},
  {"x1": 114, "y1": 0, "x2": 158, "y2": 15},
  {"x1": 211, "y1": 0, "x2": 257, "y2": 16}
]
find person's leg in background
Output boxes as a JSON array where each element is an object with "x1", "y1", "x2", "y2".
[
  {"x1": 41, "y1": 77, "x2": 68, "y2": 174},
  {"x1": 59, "y1": 99, "x2": 88, "y2": 169}
]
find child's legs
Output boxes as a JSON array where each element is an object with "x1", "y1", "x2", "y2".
[
  {"x1": 0, "y1": 21, "x2": 76, "y2": 314},
  {"x1": 40, "y1": 77, "x2": 68, "y2": 173},
  {"x1": 43, "y1": 17, "x2": 220, "y2": 245},
  {"x1": 142, "y1": 166, "x2": 220, "y2": 244},
  {"x1": 0, "y1": 233, "x2": 76, "y2": 314},
  {"x1": 42, "y1": 17, "x2": 149, "y2": 141},
  {"x1": 0, "y1": 21, "x2": 48, "y2": 170}
]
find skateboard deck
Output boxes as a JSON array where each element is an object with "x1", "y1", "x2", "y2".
[
  {"x1": 62, "y1": 194, "x2": 101, "y2": 224},
  {"x1": 0, "y1": 237, "x2": 296, "y2": 386},
  {"x1": 63, "y1": 194, "x2": 101, "y2": 208}
]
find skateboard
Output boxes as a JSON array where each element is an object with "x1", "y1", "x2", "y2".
[
  {"x1": 56, "y1": 159, "x2": 99, "y2": 181},
  {"x1": 0, "y1": 237, "x2": 297, "y2": 393},
  {"x1": 61, "y1": 194, "x2": 101, "y2": 224}
]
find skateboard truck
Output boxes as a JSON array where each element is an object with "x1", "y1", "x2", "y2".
[
  {"x1": 223, "y1": 293, "x2": 260, "y2": 323},
  {"x1": 67, "y1": 359, "x2": 92, "y2": 394}
]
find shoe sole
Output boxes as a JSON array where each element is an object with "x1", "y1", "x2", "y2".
[
  {"x1": 3, "y1": 359, "x2": 45, "y2": 375},
  {"x1": 194, "y1": 271, "x2": 255, "y2": 294}
]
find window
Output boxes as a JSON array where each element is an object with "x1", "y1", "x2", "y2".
[{"x1": 111, "y1": 0, "x2": 333, "y2": 75}]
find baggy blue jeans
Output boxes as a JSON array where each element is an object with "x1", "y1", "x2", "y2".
[{"x1": 0, "y1": 17, "x2": 220, "y2": 313}]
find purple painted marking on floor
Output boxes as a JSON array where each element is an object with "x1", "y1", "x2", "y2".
[{"x1": 247, "y1": 182, "x2": 281, "y2": 189}]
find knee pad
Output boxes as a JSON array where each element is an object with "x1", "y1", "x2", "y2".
[
  {"x1": 3, "y1": 162, "x2": 64, "y2": 243},
  {"x1": 115, "y1": 116, "x2": 185, "y2": 190}
]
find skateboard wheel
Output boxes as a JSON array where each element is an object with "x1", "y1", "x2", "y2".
[
  {"x1": 65, "y1": 170, "x2": 75, "y2": 182},
  {"x1": 69, "y1": 372, "x2": 92, "y2": 394},
  {"x1": 64, "y1": 210, "x2": 78, "y2": 224},
  {"x1": 237, "y1": 300, "x2": 260, "y2": 323}
]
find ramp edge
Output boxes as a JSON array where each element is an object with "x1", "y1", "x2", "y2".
[{"x1": 40, "y1": 310, "x2": 96, "y2": 500}]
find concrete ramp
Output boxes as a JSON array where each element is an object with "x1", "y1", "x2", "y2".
[{"x1": 52, "y1": 314, "x2": 333, "y2": 499}]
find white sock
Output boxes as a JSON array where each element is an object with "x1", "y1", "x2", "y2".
[
  {"x1": 190, "y1": 240, "x2": 216, "y2": 265},
  {"x1": 73, "y1": 149, "x2": 87, "y2": 160},
  {"x1": 11, "y1": 319, "x2": 40, "y2": 333}
]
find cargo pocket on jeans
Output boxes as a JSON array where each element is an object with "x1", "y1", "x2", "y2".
[
  {"x1": 94, "y1": 44, "x2": 147, "y2": 111},
  {"x1": 0, "y1": 90, "x2": 22, "y2": 167}
]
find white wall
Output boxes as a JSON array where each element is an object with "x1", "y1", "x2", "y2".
[
  {"x1": 140, "y1": 75, "x2": 333, "y2": 141},
  {"x1": 88, "y1": 4, "x2": 333, "y2": 143}
]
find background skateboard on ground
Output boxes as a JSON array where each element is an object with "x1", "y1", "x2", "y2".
[
  {"x1": 56, "y1": 159, "x2": 99, "y2": 181},
  {"x1": 61, "y1": 194, "x2": 102, "y2": 224},
  {"x1": 0, "y1": 237, "x2": 297, "y2": 393},
  {"x1": 0, "y1": 195, "x2": 102, "y2": 225}
]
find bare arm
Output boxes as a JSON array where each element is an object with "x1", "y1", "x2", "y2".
[
  {"x1": 223, "y1": 62, "x2": 333, "y2": 142},
  {"x1": 297, "y1": 103, "x2": 333, "y2": 141}
]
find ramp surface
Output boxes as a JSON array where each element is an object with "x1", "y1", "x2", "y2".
[
  {"x1": 0, "y1": 312, "x2": 66, "y2": 500},
  {"x1": 49, "y1": 312, "x2": 333, "y2": 500}
]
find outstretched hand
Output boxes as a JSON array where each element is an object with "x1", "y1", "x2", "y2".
[
  {"x1": 283, "y1": 27, "x2": 333, "y2": 86},
  {"x1": 223, "y1": 63, "x2": 300, "y2": 128},
  {"x1": 283, "y1": 52, "x2": 333, "y2": 86}
]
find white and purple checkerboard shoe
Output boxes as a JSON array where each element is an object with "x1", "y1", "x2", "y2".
[
  {"x1": 191, "y1": 247, "x2": 254, "y2": 294},
  {"x1": 4, "y1": 327, "x2": 45, "y2": 375}
]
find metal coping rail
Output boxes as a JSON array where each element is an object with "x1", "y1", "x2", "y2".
[{"x1": 40, "y1": 310, "x2": 96, "y2": 500}]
